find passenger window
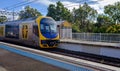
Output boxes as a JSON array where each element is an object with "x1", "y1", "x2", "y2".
[
  {"x1": 40, "y1": 24, "x2": 44, "y2": 30},
  {"x1": 5, "y1": 25, "x2": 19, "y2": 39},
  {"x1": 33, "y1": 25, "x2": 39, "y2": 37}
]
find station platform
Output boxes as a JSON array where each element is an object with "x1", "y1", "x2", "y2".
[
  {"x1": 0, "y1": 42, "x2": 93, "y2": 71},
  {"x1": 60, "y1": 39, "x2": 120, "y2": 48},
  {"x1": 0, "y1": 48, "x2": 68, "y2": 71},
  {"x1": 0, "y1": 42, "x2": 120, "y2": 71},
  {"x1": 60, "y1": 39, "x2": 120, "y2": 59}
]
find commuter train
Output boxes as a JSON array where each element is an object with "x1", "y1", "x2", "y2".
[{"x1": 0, "y1": 16, "x2": 59, "y2": 48}]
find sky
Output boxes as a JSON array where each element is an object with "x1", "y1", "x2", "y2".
[{"x1": 0, "y1": 0, "x2": 120, "y2": 19}]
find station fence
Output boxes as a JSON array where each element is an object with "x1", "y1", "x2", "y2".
[{"x1": 71, "y1": 33, "x2": 120, "y2": 43}]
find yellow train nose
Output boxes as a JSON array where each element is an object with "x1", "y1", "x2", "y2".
[{"x1": 40, "y1": 40, "x2": 59, "y2": 48}]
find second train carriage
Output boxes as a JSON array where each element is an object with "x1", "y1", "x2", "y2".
[{"x1": 0, "y1": 16, "x2": 59, "y2": 48}]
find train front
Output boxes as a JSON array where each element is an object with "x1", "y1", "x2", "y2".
[{"x1": 37, "y1": 17, "x2": 59, "y2": 48}]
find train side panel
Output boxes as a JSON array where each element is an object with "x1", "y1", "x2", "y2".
[
  {"x1": 32, "y1": 25, "x2": 39, "y2": 47},
  {"x1": 19, "y1": 21, "x2": 39, "y2": 47}
]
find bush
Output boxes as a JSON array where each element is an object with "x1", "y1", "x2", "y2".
[{"x1": 106, "y1": 24, "x2": 120, "y2": 33}]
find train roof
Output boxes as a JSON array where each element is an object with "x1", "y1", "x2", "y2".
[{"x1": 0, "y1": 17, "x2": 38, "y2": 25}]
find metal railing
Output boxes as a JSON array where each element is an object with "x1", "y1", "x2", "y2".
[{"x1": 72, "y1": 33, "x2": 120, "y2": 43}]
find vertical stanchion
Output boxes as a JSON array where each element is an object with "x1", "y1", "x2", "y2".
[{"x1": 100, "y1": 33, "x2": 101, "y2": 42}]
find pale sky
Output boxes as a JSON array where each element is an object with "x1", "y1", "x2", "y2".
[
  {"x1": 36, "y1": 0, "x2": 120, "y2": 14},
  {"x1": 0, "y1": 0, "x2": 120, "y2": 20}
]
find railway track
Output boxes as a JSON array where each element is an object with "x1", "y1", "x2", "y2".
[
  {"x1": 1, "y1": 40, "x2": 120, "y2": 67},
  {"x1": 43, "y1": 48, "x2": 120, "y2": 67}
]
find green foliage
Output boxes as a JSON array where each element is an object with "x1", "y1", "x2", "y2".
[
  {"x1": 94, "y1": 2, "x2": 120, "y2": 33},
  {"x1": 46, "y1": 1, "x2": 120, "y2": 33},
  {"x1": 95, "y1": 25, "x2": 108, "y2": 33},
  {"x1": 104, "y1": 2, "x2": 120, "y2": 24},
  {"x1": 47, "y1": 1, "x2": 72, "y2": 22},
  {"x1": 47, "y1": 4, "x2": 56, "y2": 19},
  {"x1": 96, "y1": 14, "x2": 113, "y2": 27},
  {"x1": 73, "y1": 3, "x2": 98, "y2": 32},
  {"x1": 0, "y1": 16, "x2": 7, "y2": 23},
  {"x1": 72, "y1": 23, "x2": 80, "y2": 32},
  {"x1": 94, "y1": 24, "x2": 120, "y2": 33},
  {"x1": 106, "y1": 25, "x2": 120, "y2": 33},
  {"x1": 19, "y1": 6, "x2": 42, "y2": 19}
]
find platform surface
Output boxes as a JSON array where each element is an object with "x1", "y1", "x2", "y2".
[
  {"x1": 0, "y1": 42, "x2": 120, "y2": 71},
  {"x1": 60, "y1": 39, "x2": 120, "y2": 48},
  {"x1": 0, "y1": 48, "x2": 68, "y2": 71}
]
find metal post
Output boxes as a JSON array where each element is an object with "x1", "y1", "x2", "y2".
[{"x1": 100, "y1": 33, "x2": 101, "y2": 42}]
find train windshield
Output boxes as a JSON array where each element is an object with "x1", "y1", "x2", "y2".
[{"x1": 40, "y1": 18, "x2": 57, "y2": 33}]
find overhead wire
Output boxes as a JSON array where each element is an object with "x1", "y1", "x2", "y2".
[
  {"x1": 3, "y1": 0, "x2": 30, "y2": 10},
  {"x1": 3, "y1": 0, "x2": 39, "y2": 10},
  {"x1": 1, "y1": 0, "x2": 39, "y2": 16},
  {"x1": 1, "y1": 0, "x2": 82, "y2": 16}
]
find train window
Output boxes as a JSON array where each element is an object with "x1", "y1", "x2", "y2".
[
  {"x1": 50, "y1": 24, "x2": 57, "y2": 33},
  {"x1": 45, "y1": 26, "x2": 50, "y2": 32},
  {"x1": 5, "y1": 25, "x2": 19, "y2": 39},
  {"x1": 40, "y1": 18, "x2": 57, "y2": 33},
  {"x1": 33, "y1": 25, "x2": 39, "y2": 37},
  {"x1": 40, "y1": 18, "x2": 58, "y2": 38},
  {"x1": 40, "y1": 24, "x2": 44, "y2": 30}
]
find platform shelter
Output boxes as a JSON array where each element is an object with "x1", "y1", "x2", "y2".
[{"x1": 56, "y1": 21, "x2": 72, "y2": 39}]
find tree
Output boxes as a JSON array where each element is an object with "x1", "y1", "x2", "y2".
[
  {"x1": 72, "y1": 23, "x2": 80, "y2": 32},
  {"x1": 96, "y1": 14, "x2": 113, "y2": 27},
  {"x1": 47, "y1": 1, "x2": 72, "y2": 22},
  {"x1": 104, "y1": 2, "x2": 120, "y2": 24},
  {"x1": 73, "y1": 3, "x2": 98, "y2": 32},
  {"x1": 0, "y1": 16, "x2": 7, "y2": 23},
  {"x1": 19, "y1": 6, "x2": 42, "y2": 19},
  {"x1": 106, "y1": 24, "x2": 120, "y2": 33}
]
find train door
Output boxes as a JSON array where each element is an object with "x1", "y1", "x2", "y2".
[
  {"x1": 22, "y1": 24, "x2": 28, "y2": 39},
  {"x1": 0, "y1": 26, "x2": 5, "y2": 37}
]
